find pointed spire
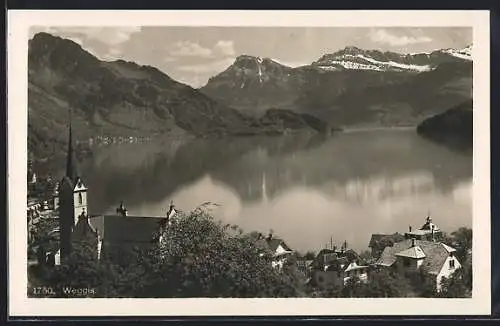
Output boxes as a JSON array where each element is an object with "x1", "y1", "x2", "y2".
[{"x1": 65, "y1": 109, "x2": 79, "y2": 183}]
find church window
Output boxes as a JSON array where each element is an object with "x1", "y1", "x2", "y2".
[{"x1": 78, "y1": 192, "x2": 83, "y2": 205}]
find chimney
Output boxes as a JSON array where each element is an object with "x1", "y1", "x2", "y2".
[
  {"x1": 431, "y1": 225, "x2": 435, "y2": 241},
  {"x1": 409, "y1": 225, "x2": 412, "y2": 232},
  {"x1": 267, "y1": 233, "x2": 273, "y2": 241}
]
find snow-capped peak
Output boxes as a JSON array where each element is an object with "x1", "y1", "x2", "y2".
[
  {"x1": 314, "y1": 53, "x2": 432, "y2": 73},
  {"x1": 313, "y1": 45, "x2": 472, "y2": 72},
  {"x1": 442, "y1": 45, "x2": 472, "y2": 61}
]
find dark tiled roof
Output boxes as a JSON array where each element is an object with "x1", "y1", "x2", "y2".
[
  {"x1": 89, "y1": 214, "x2": 167, "y2": 244},
  {"x1": 263, "y1": 238, "x2": 291, "y2": 252},
  {"x1": 376, "y1": 239, "x2": 455, "y2": 275},
  {"x1": 73, "y1": 217, "x2": 98, "y2": 241},
  {"x1": 312, "y1": 248, "x2": 364, "y2": 271}
]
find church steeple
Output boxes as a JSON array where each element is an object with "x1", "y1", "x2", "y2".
[{"x1": 65, "y1": 110, "x2": 79, "y2": 183}]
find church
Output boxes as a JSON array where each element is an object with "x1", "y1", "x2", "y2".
[{"x1": 45, "y1": 120, "x2": 176, "y2": 265}]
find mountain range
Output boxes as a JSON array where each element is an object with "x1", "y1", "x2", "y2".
[
  {"x1": 200, "y1": 45, "x2": 472, "y2": 126},
  {"x1": 28, "y1": 32, "x2": 472, "y2": 161},
  {"x1": 28, "y1": 33, "x2": 326, "y2": 161}
]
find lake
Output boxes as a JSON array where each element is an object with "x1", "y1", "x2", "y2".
[{"x1": 81, "y1": 129, "x2": 472, "y2": 253}]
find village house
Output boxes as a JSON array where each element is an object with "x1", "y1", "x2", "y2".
[
  {"x1": 368, "y1": 216, "x2": 443, "y2": 260},
  {"x1": 296, "y1": 259, "x2": 314, "y2": 279},
  {"x1": 375, "y1": 238, "x2": 461, "y2": 291},
  {"x1": 404, "y1": 216, "x2": 443, "y2": 241},
  {"x1": 256, "y1": 233, "x2": 294, "y2": 271},
  {"x1": 308, "y1": 244, "x2": 369, "y2": 290}
]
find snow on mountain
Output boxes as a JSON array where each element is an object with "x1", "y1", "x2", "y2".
[
  {"x1": 312, "y1": 46, "x2": 471, "y2": 72},
  {"x1": 314, "y1": 53, "x2": 432, "y2": 72},
  {"x1": 209, "y1": 55, "x2": 295, "y2": 87},
  {"x1": 356, "y1": 54, "x2": 432, "y2": 72},
  {"x1": 442, "y1": 45, "x2": 472, "y2": 61}
]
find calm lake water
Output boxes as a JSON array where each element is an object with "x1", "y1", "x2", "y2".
[{"x1": 81, "y1": 129, "x2": 472, "y2": 253}]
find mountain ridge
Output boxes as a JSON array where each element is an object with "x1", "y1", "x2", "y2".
[
  {"x1": 28, "y1": 32, "x2": 330, "y2": 162},
  {"x1": 200, "y1": 45, "x2": 472, "y2": 124}
]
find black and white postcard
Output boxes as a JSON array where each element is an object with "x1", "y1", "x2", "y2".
[{"x1": 7, "y1": 10, "x2": 491, "y2": 316}]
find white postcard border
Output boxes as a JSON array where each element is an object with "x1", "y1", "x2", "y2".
[{"x1": 7, "y1": 10, "x2": 491, "y2": 316}]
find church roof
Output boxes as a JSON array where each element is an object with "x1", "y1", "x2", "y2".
[
  {"x1": 88, "y1": 214, "x2": 168, "y2": 244},
  {"x1": 73, "y1": 215, "x2": 99, "y2": 241}
]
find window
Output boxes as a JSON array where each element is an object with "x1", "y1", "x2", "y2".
[
  {"x1": 78, "y1": 193, "x2": 83, "y2": 205},
  {"x1": 449, "y1": 259, "x2": 455, "y2": 269}
]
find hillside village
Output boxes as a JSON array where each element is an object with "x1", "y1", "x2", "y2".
[{"x1": 27, "y1": 122, "x2": 472, "y2": 298}]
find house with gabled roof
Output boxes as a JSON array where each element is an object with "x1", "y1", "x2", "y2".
[
  {"x1": 375, "y1": 238, "x2": 461, "y2": 291},
  {"x1": 309, "y1": 244, "x2": 369, "y2": 290},
  {"x1": 255, "y1": 233, "x2": 294, "y2": 271}
]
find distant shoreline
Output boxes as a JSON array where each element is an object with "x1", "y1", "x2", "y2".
[{"x1": 342, "y1": 126, "x2": 416, "y2": 133}]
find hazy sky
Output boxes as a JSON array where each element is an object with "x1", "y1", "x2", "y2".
[{"x1": 29, "y1": 26, "x2": 472, "y2": 88}]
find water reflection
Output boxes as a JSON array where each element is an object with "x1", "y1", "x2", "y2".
[{"x1": 81, "y1": 130, "x2": 472, "y2": 252}]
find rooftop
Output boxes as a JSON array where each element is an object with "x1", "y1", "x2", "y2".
[
  {"x1": 395, "y1": 245, "x2": 426, "y2": 259},
  {"x1": 88, "y1": 214, "x2": 168, "y2": 244},
  {"x1": 376, "y1": 239, "x2": 456, "y2": 275},
  {"x1": 255, "y1": 237, "x2": 292, "y2": 254}
]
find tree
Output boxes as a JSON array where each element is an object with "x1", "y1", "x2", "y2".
[
  {"x1": 438, "y1": 268, "x2": 471, "y2": 298},
  {"x1": 32, "y1": 208, "x2": 308, "y2": 298},
  {"x1": 41, "y1": 240, "x2": 151, "y2": 298},
  {"x1": 359, "y1": 250, "x2": 372, "y2": 261},
  {"x1": 451, "y1": 227, "x2": 472, "y2": 263},
  {"x1": 297, "y1": 250, "x2": 317, "y2": 261},
  {"x1": 371, "y1": 233, "x2": 405, "y2": 259},
  {"x1": 345, "y1": 268, "x2": 415, "y2": 298},
  {"x1": 146, "y1": 210, "x2": 306, "y2": 297},
  {"x1": 440, "y1": 227, "x2": 472, "y2": 263},
  {"x1": 406, "y1": 267, "x2": 437, "y2": 297},
  {"x1": 315, "y1": 268, "x2": 415, "y2": 298}
]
